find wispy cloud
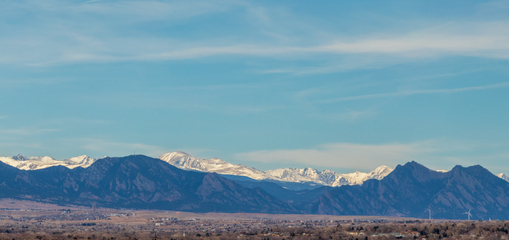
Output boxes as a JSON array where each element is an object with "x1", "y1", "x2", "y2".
[
  {"x1": 2, "y1": 0, "x2": 509, "y2": 68},
  {"x1": 303, "y1": 109, "x2": 378, "y2": 123},
  {"x1": 235, "y1": 139, "x2": 508, "y2": 172},
  {"x1": 0, "y1": 142, "x2": 44, "y2": 150},
  {"x1": 235, "y1": 141, "x2": 437, "y2": 171},
  {"x1": 20, "y1": 25, "x2": 509, "y2": 65},
  {"x1": 0, "y1": 78, "x2": 73, "y2": 88},
  {"x1": 141, "y1": 22, "x2": 509, "y2": 60},
  {"x1": 315, "y1": 33, "x2": 509, "y2": 58},
  {"x1": 0, "y1": 127, "x2": 60, "y2": 136},
  {"x1": 76, "y1": 89, "x2": 285, "y2": 115},
  {"x1": 77, "y1": 138, "x2": 168, "y2": 157},
  {"x1": 317, "y1": 82, "x2": 509, "y2": 103},
  {"x1": 73, "y1": 0, "x2": 236, "y2": 21},
  {"x1": 45, "y1": 117, "x2": 112, "y2": 125}
]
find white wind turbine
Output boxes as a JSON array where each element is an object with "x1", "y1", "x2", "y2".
[{"x1": 464, "y1": 209, "x2": 472, "y2": 220}]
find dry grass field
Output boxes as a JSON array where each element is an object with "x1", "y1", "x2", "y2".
[
  {"x1": 0, "y1": 198, "x2": 420, "y2": 224},
  {"x1": 2, "y1": 199, "x2": 507, "y2": 239}
]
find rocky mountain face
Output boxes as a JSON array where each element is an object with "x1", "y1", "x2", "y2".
[
  {"x1": 159, "y1": 151, "x2": 271, "y2": 180},
  {"x1": 0, "y1": 155, "x2": 296, "y2": 213},
  {"x1": 0, "y1": 155, "x2": 96, "y2": 170},
  {"x1": 3, "y1": 152, "x2": 508, "y2": 189},
  {"x1": 307, "y1": 161, "x2": 509, "y2": 220},
  {"x1": 159, "y1": 151, "x2": 394, "y2": 187},
  {"x1": 1, "y1": 156, "x2": 509, "y2": 219},
  {"x1": 264, "y1": 165, "x2": 393, "y2": 186}
]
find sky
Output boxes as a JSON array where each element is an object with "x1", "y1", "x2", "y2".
[{"x1": 1, "y1": 0, "x2": 509, "y2": 174}]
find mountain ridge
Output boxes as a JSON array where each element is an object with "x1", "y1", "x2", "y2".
[
  {"x1": 1, "y1": 155, "x2": 509, "y2": 219},
  {"x1": 2, "y1": 152, "x2": 508, "y2": 187},
  {"x1": 0, "y1": 154, "x2": 97, "y2": 170},
  {"x1": 0, "y1": 155, "x2": 297, "y2": 213},
  {"x1": 307, "y1": 161, "x2": 509, "y2": 219},
  {"x1": 159, "y1": 151, "x2": 395, "y2": 187}
]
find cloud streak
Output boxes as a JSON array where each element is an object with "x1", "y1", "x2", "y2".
[
  {"x1": 235, "y1": 141, "x2": 438, "y2": 171},
  {"x1": 235, "y1": 140, "x2": 506, "y2": 172},
  {"x1": 0, "y1": 128, "x2": 60, "y2": 136},
  {"x1": 16, "y1": 27, "x2": 509, "y2": 65},
  {"x1": 317, "y1": 82, "x2": 509, "y2": 103},
  {"x1": 77, "y1": 138, "x2": 168, "y2": 157},
  {"x1": 2, "y1": 0, "x2": 509, "y2": 67}
]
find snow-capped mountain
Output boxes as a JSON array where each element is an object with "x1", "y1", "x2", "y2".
[
  {"x1": 64, "y1": 155, "x2": 96, "y2": 166},
  {"x1": 264, "y1": 165, "x2": 393, "y2": 186},
  {"x1": 159, "y1": 151, "x2": 394, "y2": 186},
  {"x1": 4, "y1": 151, "x2": 508, "y2": 186},
  {"x1": 497, "y1": 173, "x2": 509, "y2": 182},
  {"x1": 0, "y1": 154, "x2": 96, "y2": 170},
  {"x1": 159, "y1": 151, "x2": 271, "y2": 180}
]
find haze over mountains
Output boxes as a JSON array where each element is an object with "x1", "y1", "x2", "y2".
[
  {"x1": 159, "y1": 151, "x2": 394, "y2": 187},
  {"x1": 0, "y1": 155, "x2": 296, "y2": 213},
  {"x1": 1, "y1": 154, "x2": 509, "y2": 220},
  {"x1": 2, "y1": 152, "x2": 509, "y2": 188},
  {"x1": 1, "y1": 152, "x2": 394, "y2": 187}
]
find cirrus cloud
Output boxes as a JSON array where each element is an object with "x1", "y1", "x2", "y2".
[
  {"x1": 234, "y1": 140, "x2": 506, "y2": 172},
  {"x1": 1, "y1": 0, "x2": 509, "y2": 68}
]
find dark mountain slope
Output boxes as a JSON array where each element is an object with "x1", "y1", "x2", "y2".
[
  {"x1": 0, "y1": 161, "x2": 73, "y2": 198},
  {"x1": 3, "y1": 158, "x2": 509, "y2": 219},
  {"x1": 308, "y1": 161, "x2": 509, "y2": 220},
  {"x1": 431, "y1": 165, "x2": 509, "y2": 219},
  {"x1": 0, "y1": 155, "x2": 297, "y2": 213},
  {"x1": 0, "y1": 161, "x2": 24, "y2": 194}
]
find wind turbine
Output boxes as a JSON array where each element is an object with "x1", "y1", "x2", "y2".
[
  {"x1": 426, "y1": 205, "x2": 433, "y2": 220},
  {"x1": 464, "y1": 209, "x2": 472, "y2": 220}
]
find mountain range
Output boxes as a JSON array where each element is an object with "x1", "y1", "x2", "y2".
[
  {"x1": 1, "y1": 152, "x2": 394, "y2": 188},
  {"x1": 159, "y1": 151, "x2": 395, "y2": 187},
  {"x1": 0, "y1": 155, "x2": 509, "y2": 220},
  {"x1": 0, "y1": 154, "x2": 97, "y2": 170},
  {"x1": 3, "y1": 151, "x2": 508, "y2": 189},
  {"x1": 307, "y1": 161, "x2": 509, "y2": 220},
  {"x1": 0, "y1": 155, "x2": 296, "y2": 213}
]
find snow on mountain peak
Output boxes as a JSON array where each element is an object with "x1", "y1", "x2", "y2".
[
  {"x1": 497, "y1": 173, "x2": 509, "y2": 182},
  {"x1": 10, "y1": 151, "x2": 506, "y2": 188},
  {"x1": 263, "y1": 165, "x2": 395, "y2": 186},
  {"x1": 159, "y1": 151, "x2": 269, "y2": 180},
  {"x1": 12, "y1": 154, "x2": 29, "y2": 161},
  {"x1": 10, "y1": 154, "x2": 55, "y2": 162},
  {"x1": 2, "y1": 151, "x2": 393, "y2": 187},
  {"x1": 0, "y1": 155, "x2": 96, "y2": 170},
  {"x1": 63, "y1": 155, "x2": 96, "y2": 167},
  {"x1": 373, "y1": 165, "x2": 392, "y2": 175},
  {"x1": 160, "y1": 151, "x2": 192, "y2": 159}
]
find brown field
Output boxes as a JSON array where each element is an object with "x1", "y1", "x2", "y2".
[
  {"x1": 3, "y1": 199, "x2": 506, "y2": 239},
  {"x1": 0, "y1": 198, "x2": 419, "y2": 224}
]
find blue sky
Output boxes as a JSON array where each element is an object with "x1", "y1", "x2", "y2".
[{"x1": 1, "y1": 0, "x2": 509, "y2": 173}]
